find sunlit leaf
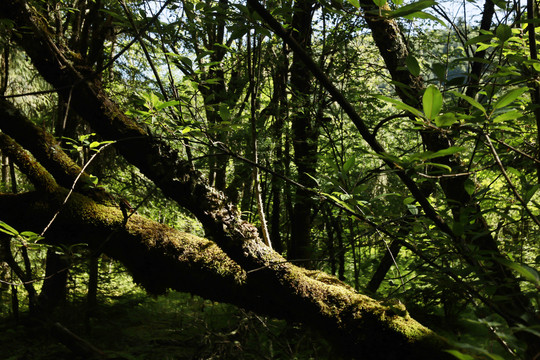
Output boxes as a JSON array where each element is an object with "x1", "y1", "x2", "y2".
[
  {"x1": 449, "y1": 91, "x2": 486, "y2": 114},
  {"x1": 476, "y1": 43, "x2": 495, "y2": 52},
  {"x1": 347, "y1": 0, "x2": 360, "y2": 8},
  {"x1": 384, "y1": 0, "x2": 435, "y2": 18},
  {"x1": 156, "y1": 100, "x2": 180, "y2": 110},
  {"x1": 444, "y1": 349, "x2": 476, "y2": 360},
  {"x1": 495, "y1": 24, "x2": 512, "y2": 43},
  {"x1": 496, "y1": 258, "x2": 540, "y2": 286},
  {"x1": 375, "y1": 95, "x2": 424, "y2": 118},
  {"x1": 89, "y1": 141, "x2": 101, "y2": 149},
  {"x1": 422, "y1": 85, "x2": 443, "y2": 120},
  {"x1": 492, "y1": 109, "x2": 522, "y2": 123},
  {"x1": 435, "y1": 113, "x2": 458, "y2": 127},
  {"x1": 493, "y1": 87, "x2": 528, "y2": 110},
  {"x1": 0, "y1": 221, "x2": 19, "y2": 236}
]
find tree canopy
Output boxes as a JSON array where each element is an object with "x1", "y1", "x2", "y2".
[{"x1": 0, "y1": 0, "x2": 539, "y2": 358}]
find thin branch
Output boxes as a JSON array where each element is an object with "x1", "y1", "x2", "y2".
[
  {"x1": 491, "y1": 136, "x2": 540, "y2": 164},
  {"x1": 246, "y1": 0, "x2": 457, "y2": 242},
  {"x1": 483, "y1": 132, "x2": 540, "y2": 228},
  {"x1": 40, "y1": 143, "x2": 115, "y2": 236},
  {"x1": 119, "y1": 0, "x2": 169, "y2": 98}
]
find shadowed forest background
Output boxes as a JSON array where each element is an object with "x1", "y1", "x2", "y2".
[{"x1": 0, "y1": 0, "x2": 539, "y2": 358}]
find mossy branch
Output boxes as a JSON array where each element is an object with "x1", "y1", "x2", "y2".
[{"x1": 0, "y1": 132, "x2": 58, "y2": 192}]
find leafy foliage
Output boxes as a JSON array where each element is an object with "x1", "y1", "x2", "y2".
[{"x1": 1, "y1": 0, "x2": 540, "y2": 358}]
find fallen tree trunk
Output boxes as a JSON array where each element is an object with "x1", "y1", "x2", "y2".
[
  {"x1": 0, "y1": 118, "x2": 449, "y2": 359},
  {"x1": 0, "y1": 188, "x2": 448, "y2": 359}
]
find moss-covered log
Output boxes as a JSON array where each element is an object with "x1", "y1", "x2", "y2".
[
  {"x1": 0, "y1": 109, "x2": 449, "y2": 358},
  {"x1": 0, "y1": 189, "x2": 450, "y2": 359}
]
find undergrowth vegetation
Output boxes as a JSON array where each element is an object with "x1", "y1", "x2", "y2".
[{"x1": 0, "y1": 264, "x2": 336, "y2": 360}]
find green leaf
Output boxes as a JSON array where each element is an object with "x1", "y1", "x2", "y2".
[
  {"x1": 464, "y1": 179, "x2": 476, "y2": 195},
  {"x1": 323, "y1": 192, "x2": 356, "y2": 214},
  {"x1": 156, "y1": 100, "x2": 180, "y2": 110},
  {"x1": 372, "y1": 0, "x2": 387, "y2": 6},
  {"x1": 506, "y1": 166, "x2": 521, "y2": 178},
  {"x1": 422, "y1": 85, "x2": 443, "y2": 120},
  {"x1": 452, "y1": 222, "x2": 465, "y2": 237},
  {"x1": 375, "y1": 95, "x2": 424, "y2": 118},
  {"x1": 432, "y1": 63, "x2": 446, "y2": 82},
  {"x1": 495, "y1": 24, "x2": 512, "y2": 43},
  {"x1": 406, "y1": 204, "x2": 418, "y2": 215},
  {"x1": 20, "y1": 231, "x2": 45, "y2": 243},
  {"x1": 435, "y1": 113, "x2": 458, "y2": 127},
  {"x1": 476, "y1": 43, "x2": 495, "y2": 52},
  {"x1": 219, "y1": 104, "x2": 231, "y2": 121},
  {"x1": 408, "y1": 151, "x2": 435, "y2": 161},
  {"x1": 492, "y1": 109, "x2": 522, "y2": 123},
  {"x1": 347, "y1": 0, "x2": 360, "y2": 8},
  {"x1": 343, "y1": 156, "x2": 356, "y2": 173},
  {"x1": 405, "y1": 54, "x2": 420, "y2": 77},
  {"x1": 492, "y1": 0, "x2": 507, "y2": 9},
  {"x1": 89, "y1": 175, "x2": 99, "y2": 185},
  {"x1": 403, "y1": 197, "x2": 415, "y2": 205},
  {"x1": 449, "y1": 91, "x2": 486, "y2": 114},
  {"x1": 496, "y1": 258, "x2": 540, "y2": 286},
  {"x1": 493, "y1": 87, "x2": 529, "y2": 110},
  {"x1": 430, "y1": 146, "x2": 466, "y2": 159},
  {"x1": 523, "y1": 184, "x2": 540, "y2": 205},
  {"x1": 464, "y1": 34, "x2": 494, "y2": 47},
  {"x1": 444, "y1": 349, "x2": 476, "y2": 360},
  {"x1": 89, "y1": 141, "x2": 101, "y2": 149},
  {"x1": 524, "y1": 59, "x2": 540, "y2": 72},
  {"x1": 403, "y1": 11, "x2": 446, "y2": 26},
  {"x1": 422, "y1": 162, "x2": 452, "y2": 173},
  {"x1": 0, "y1": 221, "x2": 19, "y2": 236},
  {"x1": 385, "y1": 0, "x2": 435, "y2": 18}
]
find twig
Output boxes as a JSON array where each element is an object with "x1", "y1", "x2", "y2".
[
  {"x1": 40, "y1": 143, "x2": 114, "y2": 236},
  {"x1": 483, "y1": 132, "x2": 540, "y2": 228}
]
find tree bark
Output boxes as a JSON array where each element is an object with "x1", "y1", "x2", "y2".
[
  {"x1": 288, "y1": 0, "x2": 319, "y2": 264},
  {"x1": 38, "y1": 249, "x2": 69, "y2": 312}
]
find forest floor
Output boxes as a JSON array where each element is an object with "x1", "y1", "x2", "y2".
[{"x1": 0, "y1": 290, "x2": 337, "y2": 360}]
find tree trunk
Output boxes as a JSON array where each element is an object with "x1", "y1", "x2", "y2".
[
  {"x1": 288, "y1": 0, "x2": 319, "y2": 265},
  {"x1": 38, "y1": 249, "x2": 69, "y2": 312}
]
